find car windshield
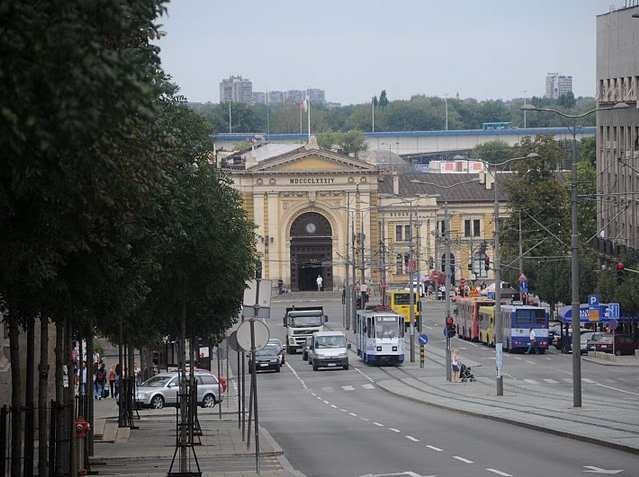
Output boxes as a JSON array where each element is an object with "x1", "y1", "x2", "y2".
[
  {"x1": 256, "y1": 345, "x2": 278, "y2": 356},
  {"x1": 141, "y1": 375, "x2": 173, "y2": 387},
  {"x1": 290, "y1": 315, "x2": 323, "y2": 327},
  {"x1": 315, "y1": 335, "x2": 346, "y2": 348}
]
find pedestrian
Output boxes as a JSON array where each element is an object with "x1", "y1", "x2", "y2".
[
  {"x1": 452, "y1": 349, "x2": 461, "y2": 383},
  {"x1": 527, "y1": 327, "x2": 538, "y2": 354},
  {"x1": 108, "y1": 364, "x2": 116, "y2": 398},
  {"x1": 95, "y1": 362, "x2": 107, "y2": 400},
  {"x1": 316, "y1": 274, "x2": 323, "y2": 292},
  {"x1": 278, "y1": 278, "x2": 284, "y2": 295},
  {"x1": 114, "y1": 363, "x2": 121, "y2": 402}
]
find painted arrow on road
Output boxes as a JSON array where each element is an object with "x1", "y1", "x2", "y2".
[{"x1": 583, "y1": 466, "x2": 624, "y2": 474}]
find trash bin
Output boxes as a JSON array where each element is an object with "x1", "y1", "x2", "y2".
[{"x1": 75, "y1": 417, "x2": 90, "y2": 475}]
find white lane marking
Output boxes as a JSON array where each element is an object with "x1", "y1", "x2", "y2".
[
  {"x1": 354, "y1": 366, "x2": 375, "y2": 383},
  {"x1": 543, "y1": 379, "x2": 559, "y2": 384},
  {"x1": 340, "y1": 409, "x2": 348, "y2": 412},
  {"x1": 389, "y1": 428, "x2": 400, "y2": 433},
  {"x1": 582, "y1": 465, "x2": 624, "y2": 474},
  {"x1": 323, "y1": 400, "x2": 330, "y2": 404},
  {"x1": 453, "y1": 456, "x2": 474, "y2": 464},
  {"x1": 523, "y1": 379, "x2": 538, "y2": 384},
  {"x1": 513, "y1": 356, "x2": 522, "y2": 360},
  {"x1": 525, "y1": 360, "x2": 535, "y2": 365},
  {"x1": 342, "y1": 385, "x2": 355, "y2": 391},
  {"x1": 595, "y1": 382, "x2": 639, "y2": 397},
  {"x1": 330, "y1": 404, "x2": 337, "y2": 409},
  {"x1": 544, "y1": 357, "x2": 552, "y2": 361},
  {"x1": 583, "y1": 378, "x2": 597, "y2": 384},
  {"x1": 349, "y1": 412, "x2": 357, "y2": 417},
  {"x1": 373, "y1": 422, "x2": 384, "y2": 427},
  {"x1": 316, "y1": 396, "x2": 322, "y2": 400},
  {"x1": 362, "y1": 384, "x2": 375, "y2": 389},
  {"x1": 426, "y1": 445, "x2": 443, "y2": 452},
  {"x1": 486, "y1": 469, "x2": 511, "y2": 476},
  {"x1": 406, "y1": 436, "x2": 419, "y2": 442},
  {"x1": 322, "y1": 387, "x2": 334, "y2": 393},
  {"x1": 562, "y1": 378, "x2": 573, "y2": 383},
  {"x1": 360, "y1": 417, "x2": 369, "y2": 421},
  {"x1": 285, "y1": 361, "x2": 308, "y2": 389}
]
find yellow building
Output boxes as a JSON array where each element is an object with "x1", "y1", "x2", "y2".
[{"x1": 226, "y1": 138, "x2": 500, "y2": 292}]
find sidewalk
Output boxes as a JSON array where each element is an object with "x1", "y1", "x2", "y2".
[{"x1": 91, "y1": 396, "x2": 301, "y2": 476}]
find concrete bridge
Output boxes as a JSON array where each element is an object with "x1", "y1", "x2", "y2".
[{"x1": 214, "y1": 127, "x2": 595, "y2": 156}]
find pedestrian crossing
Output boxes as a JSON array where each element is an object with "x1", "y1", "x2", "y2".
[{"x1": 321, "y1": 384, "x2": 377, "y2": 393}]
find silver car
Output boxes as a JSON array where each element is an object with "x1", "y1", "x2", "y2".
[{"x1": 135, "y1": 370, "x2": 223, "y2": 410}]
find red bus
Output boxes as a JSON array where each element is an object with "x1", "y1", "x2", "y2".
[{"x1": 454, "y1": 297, "x2": 496, "y2": 342}]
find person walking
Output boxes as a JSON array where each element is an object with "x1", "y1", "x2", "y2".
[
  {"x1": 316, "y1": 274, "x2": 323, "y2": 292},
  {"x1": 108, "y1": 364, "x2": 117, "y2": 398},
  {"x1": 527, "y1": 327, "x2": 538, "y2": 354},
  {"x1": 95, "y1": 362, "x2": 107, "y2": 399}
]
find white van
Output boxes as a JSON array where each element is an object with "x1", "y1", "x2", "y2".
[{"x1": 309, "y1": 331, "x2": 350, "y2": 371}]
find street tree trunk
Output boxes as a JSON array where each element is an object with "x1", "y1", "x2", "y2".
[
  {"x1": 24, "y1": 318, "x2": 35, "y2": 477},
  {"x1": 179, "y1": 299, "x2": 187, "y2": 472},
  {"x1": 9, "y1": 317, "x2": 23, "y2": 477},
  {"x1": 38, "y1": 315, "x2": 50, "y2": 477},
  {"x1": 54, "y1": 319, "x2": 64, "y2": 475}
]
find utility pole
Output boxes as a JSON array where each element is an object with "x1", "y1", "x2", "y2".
[
  {"x1": 444, "y1": 198, "x2": 452, "y2": 382},
  {"x1": 344, "y1": 194, "x2": 351, "y2": 329},
  {"x1": 351, "y1": 210, "x2": 357, "y2": 329},
  {"x1": 359, "y1": 212, "x2": 367, "y2": 311},
  {"x1": 518, "y1": 211, "x2": 524, "y2": 273},
  {"x1": 408, "y1": 206, "x2": 416, "y2": 363},
  {"x1": 380, "y1": 216, "x2": 387, "y2": 306}
]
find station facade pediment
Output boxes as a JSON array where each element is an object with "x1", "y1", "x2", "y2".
[{"x1": 248, "y1": 150, "x2": 377, "y2": 175}]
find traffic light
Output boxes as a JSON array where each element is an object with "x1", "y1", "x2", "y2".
[
  {"x1": 616, "y1": 262, "x2": 624, "y2": 284},
  {"x1": 445, "y1": 316, "x2": 457, "y2": 338},
  {"x1": 484, "y1": 255, "x2": 490, "y2": 270},
  {"x1": 521, "y1": 293, "x2": 527, "y2": 305}
]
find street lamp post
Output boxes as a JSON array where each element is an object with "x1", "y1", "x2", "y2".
[
  {"x1": 521, "y1": 102, "x2": 628, "y2": 407},
  {"x1": 410, "y1": 178, "x2": 479, "y2": 381},
  {"x1": 444, "y1": 93, "x2": 449, "y2": 131}
]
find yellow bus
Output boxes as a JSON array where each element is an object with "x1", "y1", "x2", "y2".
[
  {"x1": 478, "y1": 305, "x2": 495, "y2": 346},
  {"x1": 386, "y1": 290, "x2": 421, "y2": 331}
]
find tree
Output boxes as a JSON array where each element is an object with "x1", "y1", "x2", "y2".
[
  {"x1": 379, "y1": 90, "x2": 389, "y2": 108},
  {"x1": 470, "y1": 140, "x2": 513, "y2": 164},
  {"x1": 317, "y1": 130, "x2": 368, "y2": 156}
]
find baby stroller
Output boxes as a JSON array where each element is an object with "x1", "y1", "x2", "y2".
[{"x1": 459, "y1": 362, "x2": 476, "y2": 382}]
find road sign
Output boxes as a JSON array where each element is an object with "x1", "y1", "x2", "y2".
[
  {"x1": 588, "y1": 294, "x2": 599, "y2": 309},
  {"x1": 228, "y1": 331, "x2": 240, "y2": 352},
  {"x1": 442, "y1": 327, "x2": 448, "y2": 337},
  {"x1": 236, "y1": 319, "x2": 270, "y2": 352},
  {"x1": 519, "y1": 280, "x2": 528, "y2": 294},
  {"x1": 607, "y1": 302, "x2": 620, "y2": 319},
  {"x1": 418, "y1": 334, "x2": 429, "y2": 345}
]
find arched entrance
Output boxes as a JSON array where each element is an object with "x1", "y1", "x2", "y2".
[{"x1": 290, "y1": 212, "x2": 333, "y2": 291}]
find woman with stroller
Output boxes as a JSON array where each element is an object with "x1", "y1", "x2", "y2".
[{"x1": 452, "y1": 349, "x2": 461, "y2": 383}]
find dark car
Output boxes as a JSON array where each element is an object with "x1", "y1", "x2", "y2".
[
  {"x1": 302, "y1": 336, "x2": 312, "y2": 361},
  {"x1": 249, "y1": 344, "x2": 281, "y2": 372},
  {"x1": 594, "y1": 334, "x2": 639, "y2": 356}
]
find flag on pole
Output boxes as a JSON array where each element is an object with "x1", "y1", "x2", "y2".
[{"x1": 300, "y1": 98, "x2": 308, "y2": 112}]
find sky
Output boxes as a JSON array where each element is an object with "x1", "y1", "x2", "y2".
[{"x1": 156, "y1": 0, "x2": 628, "y2": 105}]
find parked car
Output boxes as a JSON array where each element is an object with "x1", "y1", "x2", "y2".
[
  {"x1": 135, "y1": 370, "x2": 224, "y2": 410},
  {"x1": 594, "y1": 334, "x2": 639, "y2": 356},
  {"x1": 302, "y1": 336, "x2": 313, "y2": 361},
  {"x1": 585, "y1": 332, "x2": 607, "y2": 353},
  {"x1": 249, "y1": 344, "x2": 281, "y2": 372}
]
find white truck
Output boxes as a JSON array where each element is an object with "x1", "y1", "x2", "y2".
[{"x1": 282, "y1": 306, "x2": 327, "y2": 354}]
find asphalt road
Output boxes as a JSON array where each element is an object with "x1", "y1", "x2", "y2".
[{"x1": 242, "y1": 298, "x2": 637, "y2": 477}]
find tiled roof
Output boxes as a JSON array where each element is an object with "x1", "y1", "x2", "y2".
[{"x1": 378, "y1": 173, "x2": 499, "y2": 203}]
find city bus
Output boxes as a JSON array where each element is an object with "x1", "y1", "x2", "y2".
[
  {"x1": 386, "y1": 290, "x2": 421, "y2": 332},
  {"x1": 355, "y1": 309, "x2": 405, "y2": 365},
  {"x1": 477, "y1": 304, "x2": 549, "y2": 352},
  {"x1": 455, "y1": 296, "x2": 495, "y2": 342},
  {"x1": 481, "y1": 121, "x2": 513, "y2": 130}
]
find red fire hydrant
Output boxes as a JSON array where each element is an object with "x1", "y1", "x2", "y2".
[{"x1": 75, "y1": 417, "x2": 90, "y2": 476}]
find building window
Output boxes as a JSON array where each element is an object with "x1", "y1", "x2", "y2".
[
  {"x1": 404, "y1": 254, "x2": 410, "y2": 273},
  {"x1": 404, "y1": 225, "x2": 411, "y2": 241},
  {"x1": 396, "y1": 254, "x2": 403, "y2": 274},
  {"x1": 395, "y1": 226, "x2": 403, "y2": 242},
  {"x1": 465, "y1": 219, "x2": 481, "y2": 237},
  {"x1": 464, "y1": 220, "x2": 471, "y2": 237},
  {"x1": 473, "y1": 219, "x2": 481, "y2": 237}
]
